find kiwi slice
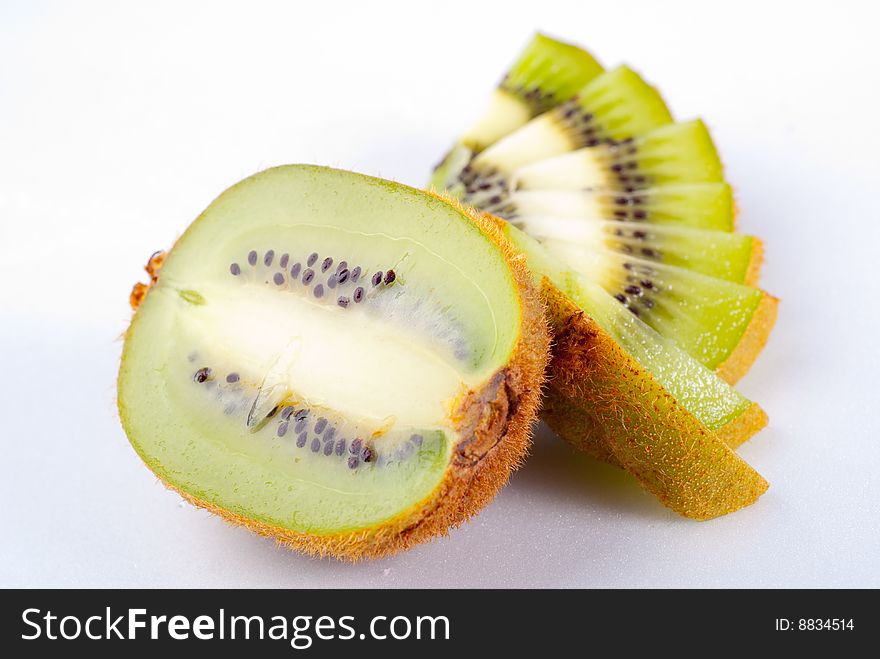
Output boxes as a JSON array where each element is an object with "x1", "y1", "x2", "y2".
[
  {"x1": 511, "y1": 119, "x2": 722, "y2": 191},
  {"x1": 431, "y1": 33, "x2": 603, "y2": 188},
  {"x1": 506, "y1": 227, "x2": 768, "y2": 518},
  {"x1": 490, "y1": 182, "x2": 735, "y2": 231},
  {"x1": 433, "y1": 66, "x2": 672, "y2": 200},
  {"x1": 118, "y1": 166, "x2": 549, "y2": 559}
]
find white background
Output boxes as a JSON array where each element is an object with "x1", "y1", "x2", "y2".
[{"x1": 2, "y1": 0, "x2": 878, "y2": 588}]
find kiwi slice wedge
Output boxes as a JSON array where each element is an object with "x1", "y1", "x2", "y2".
[
  {"x1": 489, "y1": 182, "x2": 735, "y2": 231},
  {"x1": 432, "y1": 33, "x2": 603, "y2": 186},
  {"x1": 433, "y1": 65, "x2": 672, "y2": 198},
  {"x1": 118, "y1": 165, "x2": 549, "y2": 559},
  {"x1": 506, "y1": 227, "x2": 768, "y2": 518}
]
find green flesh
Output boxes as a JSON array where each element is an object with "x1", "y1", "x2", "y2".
[
  {"x1": 500, "y1": 33, "x2": 604, "y2": 115},
  {"x1": 431, "y1": 34, "x2": 603, "y2": 189},
  {"x1": 471, "y1": 66, "x2": 672, "y2": 176},
  {"x1": 118, "y1": 166, "x2": 523, "y2": 535},
  {"x1": 512, "y1": 216, "x2": 755, "y2": 282},
  {"x1": 504, "y1": 184, "x2": 734, "y2": 231},
  {"x1": 513, "y1": 120, "x2": 723, "y2": 191},
  {"x1": 504, "y1": 226, "x2": 753, "y2": 430},
  {"x1": 540, "y1": 244, "x2": 763, "y2": 369}
]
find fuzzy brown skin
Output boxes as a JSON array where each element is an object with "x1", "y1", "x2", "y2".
[
  {"x1": 716, "y1": 292, "x2": 779, "y2": 384},
  {"x1": 540, "y1": 279, "x2": 768, "y2": 520},
  {"x1": 125, "y1": 195, "x2": 549, "y2": 560}
]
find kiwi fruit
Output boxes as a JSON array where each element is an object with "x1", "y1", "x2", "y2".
[
  {"x1": 118, "y1": 165, "x2": 549, "y2": 559},
  {"x1": 431, "y1": 33, "x2": 603, "y2": 188},
  {"x1": 429, "y1": 33, "x2": 775, "y2": 517},
  {"x1": 507, "y1": 227, "x2": 768, "y2": 519}
]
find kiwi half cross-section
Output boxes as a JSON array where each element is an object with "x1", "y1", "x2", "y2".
[
  {"x1": 117, "y1": 165, "x2": 549, "y2": 559},
  {"x1": 432, "y1": 33, "x2": 604, "y2": 186},
  {"x1": 506, "y1": 227, "x2": 768, "y2": 519}
]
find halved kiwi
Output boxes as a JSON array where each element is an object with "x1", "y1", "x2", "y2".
[
  {"x1": 431, "y1": 33, "x2": 603, "y2": 188},
  {"x1": 506, "y1": 226, "x2": 768, "y2": 519},
  {"x1": 118, "y1": 165, "x2": 549, "y2": 559}
]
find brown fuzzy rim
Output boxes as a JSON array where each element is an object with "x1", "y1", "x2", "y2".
[
  {"x1": 743, "y1": 237, "x2": 764, "y2": 288},
  {"x1": 716, "y1": 292, "x2": 779, "y2": 384},
  {"x1": 125, "y1": 192, "x2": 549, "y2": 560},
  {"x1": 539, "y1": 277, "x2": 768, "y2": 520}
]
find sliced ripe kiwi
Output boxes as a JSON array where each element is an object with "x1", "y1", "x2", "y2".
[
  {"x1": 489, "y1": 182, "x2": 735, "y2": 232},
  {"x1": 538, "y1": 243, "x2": 777, "y2": 377},
  {"x1": 508, "y1": 216, "x2": 761, "y2": 284},
  {"x1": 117, "y1": 165, "x2": 549, "y2": 559},
  {"x1": 511, "y1": 120, "x2": 722, "y2": 192},
  {"x1": 434, "y1": 66, "x2": 672, "y2": 202},
  {"x1": 505, "y1": 226, "x2": 768, "y2": 519},
  {"x1": 431, "y1": 33, "x2": 603, "y2": 188}
]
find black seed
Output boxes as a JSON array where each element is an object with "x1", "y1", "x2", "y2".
[
  {"x1": 362, "y1": 446, "x2": 374, "y2": 462},
  {"x1": 489, "y1": 195, "x2": 502, "y2": 205},
  {"x1": 641, "y1": 248, "x2": 657, "y2": 258},
  {"x1": 336, "y1": 261, "x2": 348, "y2": 273},
  {"x1": 302, "y1": 268, "x2": 314, "y2": 284},
  {"x1": 290, "y1": 262, "x2": 301, "y2": 279},
  {"x1": 371, "y1": 271, "x2": 382, "y2": 286},
  {"x1": 634, "y1": 176, "x2": 646, "y2": 184},
  {"x1": 294, "y1": 419, "x2": 308, "y2": 434},
  {"x1": 327, "y1": 273, "x2": 337, "y2": 289},
  {"x1": 625, "y1": 285, "x2": 642, "y2": 295},
  {"x1": 277, "y1": 422, "x2": 289, "y2": 437},
  {"x1": 294, "y1": 409, "x2": 308, "y2": 421},
  {"x1": 633, "y1": 210, "x2": 647, "y2": 220},
  {"x1": 585, "y1": 138, "x2": 600, "y2": 147},
  {"x1": 626, "y1": 162, "x2": 638, "y2": 170},
  {"x1": 280, "y1": 406, "x2": 293, "y2": 420},
  {"x1": 629, "y1": 306, "x2": 641, "y2": 317},
  {"x1": 641, "y1": 280, "x2": 654, "y2": 289},
  {"x1": 311, "y1": 438, "x2": 321, "y2": 452},
  {"x1": 194, "y1": 367, "x2": 212, "y2": 383},
  {"x1": 247, "y1": 250, "x2": 257, "y2": 266},
  {"x1": 279, "y1": 253, "x2": 289, "y2": 269},
  {"x1": 350, "y1": 266, "x2": 361, "y2": 282},
  {"x1": 323, "y1": 440, "x2": 334, "y2": 456},
  {"x1": 337, "y1": 268, "x2": 349, "y2": 284},
  {"x1": 226, "y1": 373, "x2": 240, "y2": 383},
  {"x1": 611, "y1": 164, "x2": 624, "y2": 173},
  {"x1": 321, "y1": 257, "x2": 333, "y2": 272},
  {"x1": 230, "y1": 263, "x2": 241, "y2": 276},
  {"x1": 615, "y1": 196, "x2": 629, "y2": 206},
  {"x1": 478, "y1": 182, "x2": 493, "y2": 191},
  {"x1": 614, "y1": 293, "x2": 627, "y2": 303},
  {"x1": 350, "y1": 438, "x2": 362, "y2": 454},
  {"x1": 324, "y1": 426, "x2": 336, "y2": 441},
  {"x1": 264, "y1": 250, "x2": 274, "y2": 266},
  {"x1": 337, "y1": 296, "x2": 350, "y2": 308},
  {"x1": 633, "y1": 230, "x2": 647, "y2": 239},
  {"x1": 623, "y1": 262, "x2": 634, "y2": 270},
  {"x1": 410, "y1": 433, "x2": 423, "y2": 446},
  {"x1": 613, "y1": 210, "x2": 627, "y2": 219},
  {"x1": 296, "y1": 432, "x2": 307, "y2": 448},
  {"x1": 335, "y1": 438, "x2": 346, "y2": 456},
  {"x1": 348, "y1": 456, "x2": 359, "y2": 469},
  {"x1": 313, "y1": 284, "x2": 324, "y2": 298},
  {"x1": 384, "y1": 270, "x2": 396, "y2": 285},
  {"x1": 273, "y1": 272, "x2": 285, "y2": 285},
  {"x1": 314, "y1": 418, "x2": 327, "y2": 434},
  {"x1": 353, "y1": 287, "x2": 365, "y2": 303},
  {"x1": 307, "y1": 252, "x2": 318, "y2": 267}
]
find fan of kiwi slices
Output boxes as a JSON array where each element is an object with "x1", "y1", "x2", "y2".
[{"x1": 430, "y1": 33, "x2": 778, "y2": 520}]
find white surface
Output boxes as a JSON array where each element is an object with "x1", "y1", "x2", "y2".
[{"x1": 1, "y1": 0, "x2": 878, "y2": 588}]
